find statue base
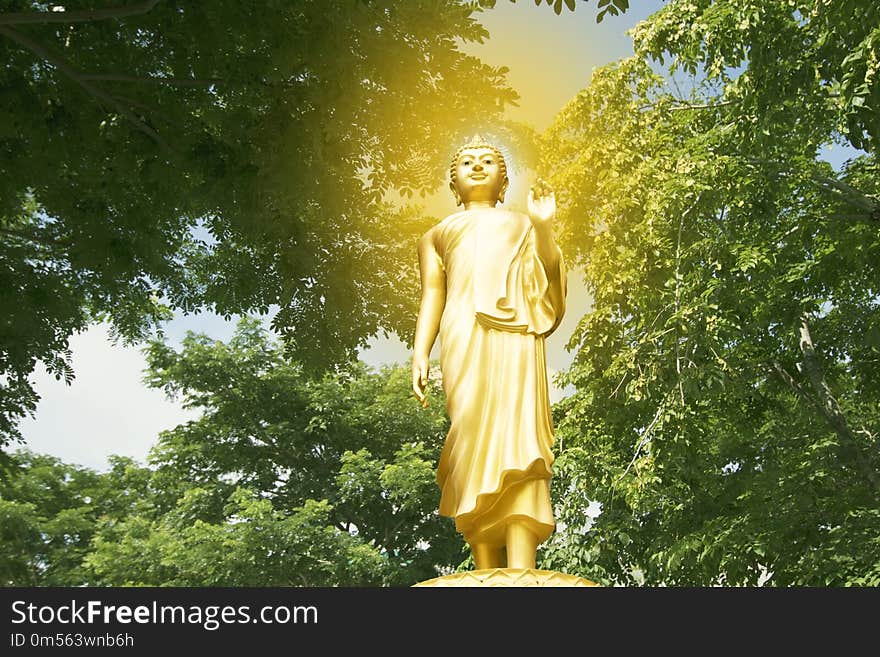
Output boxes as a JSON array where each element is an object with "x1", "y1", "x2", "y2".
[{"x1": 413, "y1": 568, "x2": 598, "y2": 587}]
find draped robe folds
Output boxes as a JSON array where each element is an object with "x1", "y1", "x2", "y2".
[{"x1": 429, "y1": 208, "x2": 567, "y2": 546}]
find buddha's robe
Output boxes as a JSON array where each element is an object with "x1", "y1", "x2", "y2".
[{"x1": 427, "y1": 208, "x2": 566, "y2": 545}]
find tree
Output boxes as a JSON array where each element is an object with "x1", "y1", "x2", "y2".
[
  {"x1": 0, "y1": 320, "x2": 461, "y2": 585},
  {"x1": 0, "y1": 0, "x2": 523, "y2": 447},
  {"x1": 85, "y1": 318, "x2": 459, "y2": 585},
  {"x1": 538, "y1": 0, "x2": 880, "y2": 585},
  {"x1": 0, "y1": 450, "x2": 148, "y2": 585}
]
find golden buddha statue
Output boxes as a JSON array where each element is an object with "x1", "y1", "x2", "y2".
[{"x1": 412, "y1": 135, "x2": 567, "y2": 572}]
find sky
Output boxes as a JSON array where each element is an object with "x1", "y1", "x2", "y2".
[{"x1": 16, "y1": 0, "x2": 859, "y2": 471}]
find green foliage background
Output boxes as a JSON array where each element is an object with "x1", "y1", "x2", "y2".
[
  {"x1": 540, "y1": 0, "x2": 880, "y2": 586},
  {"x1": 2, "y1": 0, "x2": 878, "y2": 586}
]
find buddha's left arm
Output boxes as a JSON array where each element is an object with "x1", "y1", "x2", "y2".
[
  {"x1": 533, "y1": 223, "x2": 565, "y2": 317},
  {"x1": 533, "y1": 222, "x2": 562, "y2": 279},
  {"x1": 527, "y1": 180, "x2": 565, "y2": 320}
]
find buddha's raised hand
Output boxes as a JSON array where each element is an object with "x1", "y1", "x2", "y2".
[{"x1": 528, "y1": 178, "x2": 556, "y2": 228}]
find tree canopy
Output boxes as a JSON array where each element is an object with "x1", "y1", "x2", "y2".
[
  {"x1": 1, "y1": 319, "x2": 460, "y2": 586},
  {"x1": 540, "y1": 0, "x2": 879, "y2": 586},
  {"x1": 0, "y1": 0, "x2": 524, "y2": 446},
  {"x1": 0, "y1": 450, "x2": 148, "y2": 585}
]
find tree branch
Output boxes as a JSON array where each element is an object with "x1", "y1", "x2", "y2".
[
  {"x1": 809, "y1": 172, "x2": 879, "y2": 220},
  {"x1": 80, "y1": 73, "x2": 221, "y2": 87},
  {"x1": 616, "y1": 390, "x2": 674, "y2": 483},
  {"x1": 772, "y1": 360, "x2": 819, "y2": 407},
  {"x1": 796, "y1": 314, "x2": 880, "y2": 493},
  {"x1": 673, "y1": 193, "x2": 703, "y2": 407},
  {"x1": 111, "y1": 94, "x2": 178, "y2": 127},
  {"x1": 638, "y1": 99, "x2": 737, "y2": 113},
  {"x1": 609, "y1": 371, "x2": 628, "y2": 399},
  {"x1": 748, "y1": 157, "x2": 879, "y2": 221},
  {"x1": 0, "y1": 1, "x2": 161, "y2": 26},
  {"x1": 0, "y1": 226, "x2": 69, "y2": 248},
  {"x1": 668, "y1": 100, "x2": 737, "y2": 112},
  {"x1": 0, "y1": 25, "x2": 170, "y2": 151}
]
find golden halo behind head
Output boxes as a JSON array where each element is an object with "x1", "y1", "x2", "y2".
[{"x1": 449, "y1": 134, "x2": 510, "y2": 205}]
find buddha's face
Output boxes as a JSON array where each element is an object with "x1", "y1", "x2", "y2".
[{"x1": 451, "y1": 147, "x2": 507, "y2": 206}]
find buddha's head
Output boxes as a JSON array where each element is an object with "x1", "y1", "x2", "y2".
[{"x1": 449, "y1": 135, "x2": 509, "y2": 207}]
